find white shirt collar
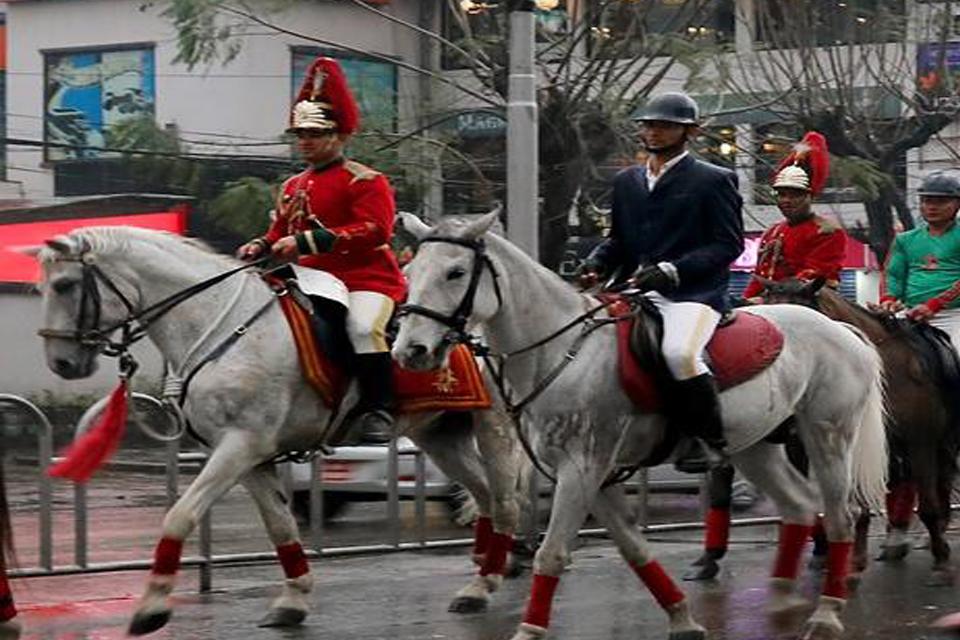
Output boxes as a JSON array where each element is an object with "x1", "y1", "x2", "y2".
[{"x1": 646, "y1": 151, "x2": 689, "y2": 190}]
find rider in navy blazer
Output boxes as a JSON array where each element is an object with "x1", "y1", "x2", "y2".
[{"x1": 583, "y1": 92, "x2": 744, "y2": 472}]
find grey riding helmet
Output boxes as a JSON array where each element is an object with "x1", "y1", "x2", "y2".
[
  {"x1": 637, "y1": 92, "x2": 700, "y2": 125},
  {"x1": 918, "y1": 171, "x2": 960, "y2": 198}
]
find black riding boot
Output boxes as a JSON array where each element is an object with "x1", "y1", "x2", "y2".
[
  {"x1": 671, "y1": 373, "x2": 727, "y2": 474},
  {"x1": 341, "y1": 352, "x2": 395, "y2": 446}
]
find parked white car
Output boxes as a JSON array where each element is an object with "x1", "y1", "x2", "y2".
[
  {"x1": 287, "y1": 438, "x2": 463, "y2": 521},
  {"x1": 287, "y1": 439, "x2": 711, "y2": 523}
]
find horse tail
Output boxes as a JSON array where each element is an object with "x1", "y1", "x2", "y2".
[{"x1": 850, "y1": 343, "x2": 889, "y2": 513}]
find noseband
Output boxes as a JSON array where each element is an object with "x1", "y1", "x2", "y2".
[{"x1": 397, "y1": 236, "x2": 503, "y2": 347}]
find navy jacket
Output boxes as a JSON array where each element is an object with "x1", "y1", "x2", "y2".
[{"x1": 589, "y1": 155, "x2": 744, "y2": 312}]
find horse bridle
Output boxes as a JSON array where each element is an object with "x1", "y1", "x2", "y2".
[
  {"x1": 38, "y1": 251, "x2": 270, "y2": 358},
  {"x1": 397, "y1": 236, "x2": 504, "y2": 349}
]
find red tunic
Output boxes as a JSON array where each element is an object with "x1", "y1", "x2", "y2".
[
  {"x1": 263, "y1": 159, "x2": 407, "y2": 302},
  {"x1": 742, "y1": 214, "x2": 847, "y2": 299}
]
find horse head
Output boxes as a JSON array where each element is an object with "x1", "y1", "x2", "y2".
[
  {"x1": 394, "y1": 209, "x2": 502, "y2": 371},
  {"x1": 37, "y1": 229, "x2": 140, "y2": 379},
  {"x1": 758, "y1": 276, "x2": 827, "y2": 308}
]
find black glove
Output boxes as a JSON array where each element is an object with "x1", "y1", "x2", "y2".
[{"x1": 631, "y1": 265, "x2": 675, "y2": 293}]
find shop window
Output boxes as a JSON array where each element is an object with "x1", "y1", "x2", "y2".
[
  {"x1": 755, "y1": 0, "x2": 905, "y2": 48},
  {"x1": 589, "y1": 0, "x2": 734, "y2": 60},
  {"x1": 43, "y1": 45, "x2": 155, "y2": 161}
]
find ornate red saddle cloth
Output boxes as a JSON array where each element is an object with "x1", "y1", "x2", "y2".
[
  {"x1": 278, "y1": 294, "x2": 491, "y2": 413},
  {"x1": 607, "y1": 299, "x2": 784, "y2": 413}
]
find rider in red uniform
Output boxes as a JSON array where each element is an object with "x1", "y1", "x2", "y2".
[
  {"x1": 742, "y1": 132, "x2": 847, "y2": 300},
  {"x1": 237, "y1": 57, "x2": 406, "y2": 445}
]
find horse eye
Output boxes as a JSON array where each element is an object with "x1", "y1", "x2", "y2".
[
  {"x1": 447, "y1": 266, "x2": 467, "y2": 281},
  {"x1": 52, "y1": 279, "x2": 77, "y2": 294}
]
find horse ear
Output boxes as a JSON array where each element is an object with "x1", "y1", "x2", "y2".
[
  {"x1": 803, "y1": 277, "x2": 828, "y2": 295},
  {"x1": 461, "y1": 207, "x2": 502, "y2": 240},
  {"x1": 14, "y1": 244, "x2": 43, "y2": 257},
  {"x1": 397, "y1": 211, "x2": 433, "y2": 241},
  {"x1": 45, "y1": 236, "x2": 75, "y2": 255}
]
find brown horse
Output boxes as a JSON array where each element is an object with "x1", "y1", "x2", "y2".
[{"x1": 763, "y1": 279, "x2": 959, "y2": 586}]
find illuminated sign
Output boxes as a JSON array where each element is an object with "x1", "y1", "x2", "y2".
[{"x1": 0, "y1": 210, "x2": 186, "y2": 284}]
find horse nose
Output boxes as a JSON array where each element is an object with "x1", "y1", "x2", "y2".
[
  {"x1": 53, "y1": 358, "x2": 77, "y2": 377},
  {"x1": 407, "y1": 343, "x2": 429, "y2": 359}
]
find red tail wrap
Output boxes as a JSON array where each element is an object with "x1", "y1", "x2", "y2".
[
  {"x1": 473, "y1": 516, "x2": 493, "y2": 557},
  {"x1": 772, "y1": 523, "x2": 813, "y2": 580},
  {"x1": 632, "y1": 560, "x2": 685, "y2": 609},
  {"x1": 822, "y1": 541, "x2": 854, "y2": 599},
  {"x1": 48, "y1": 381, "x2": 129, "y2": 483},
  {"x1": 277, "y1": 542, "x2": 310, "y2": 579},
  {"x1": 704, "y1": 507, "x2": 730, "y2": 552},
  {"x1": 479, "y1": 533, "x2": 512, "y2": 577},
  {"x1": 152, "y1": 537, "x2": 183, "y2": 576},
  {"x1": 523, "y1": 573, "x2": 560, "y2": 629}
]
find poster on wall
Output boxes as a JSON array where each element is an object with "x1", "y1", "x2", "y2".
[
  {"x1": 917, "y1": 42, "x2": 960, "y2": 114},
  {"x1": 291, "y1": 49, "x2": 397, "y2": 132},
  {"x1": 44, "y1": 47, "x2": 156, "y2": 160}
]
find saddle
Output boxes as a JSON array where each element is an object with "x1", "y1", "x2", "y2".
[
  {"x1": 275, "y1": 278, "x2": 491, "y2": 414},
  {"x1": 605, "y1": 296, "x2": 785, "y2": 414}
]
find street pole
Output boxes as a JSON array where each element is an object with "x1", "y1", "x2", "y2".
[{"x1": 507, "y1": 0, "x2": 539, "y2": 261}]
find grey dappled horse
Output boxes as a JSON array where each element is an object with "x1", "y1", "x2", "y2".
[
  {"x1": 394, "y1": 212, "x2": 888, "y2": 640},
  {"x1": 36, "y1": 227, "x2": 527, "y2": 634}
]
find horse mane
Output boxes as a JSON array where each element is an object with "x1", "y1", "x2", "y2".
[{"x1": 40, "y1": 226, "x2": 235, "y2": 268}]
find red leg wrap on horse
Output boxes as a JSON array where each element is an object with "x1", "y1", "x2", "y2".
[
  {"x1": 632, "y1": 560, "x2": 685, "y2": 609},
  {"x1": 886, "y1": 482, "x2": 916, "y2": 528},
  {"x1": 523, "y1": 573, "x2": 560, "y2": 629},
  {"x1": 822, "y1": 541, "x2": 854, "y2": 599},
  {"x1": 480, "y1": 533, "x2": 513, "y2": 576},
  {"x1": 152, "y1": 537, "x2": 184, "y2": 576},
  {"x1": 277, "y1": 542, "x2": 310, "y2": 579},
  {"x1": 0, "y1": 570, "x2": 16, "y2": 622},
  {"x1": 473, "y1": 516, "x2": 493, "y2": 557},
  {"x1": 704, "y1": 507, "x2": 730, "y2": 553},
  {"x1": 772, "y1": 523, "x2": 813, "y2": 580}
]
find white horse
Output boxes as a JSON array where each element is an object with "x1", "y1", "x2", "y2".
[
  {"x1": 36, "y1": 226, "x2": 528, "y2": 634},
  {"x1": 393, "y1": 212, "x2": 889, "y2": 640}
]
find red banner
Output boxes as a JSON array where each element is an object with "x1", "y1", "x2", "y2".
[{"x1": 0, "y1": 209, "x2": 187, "y2": 284}]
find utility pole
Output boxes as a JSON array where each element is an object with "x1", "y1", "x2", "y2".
[{"x1": 506, "y1": 0, "x2": 539, "y2": 260}]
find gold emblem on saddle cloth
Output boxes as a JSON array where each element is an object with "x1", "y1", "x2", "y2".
[{"x1": 433, "y1": 368, "x2": 459, "y2": 394}]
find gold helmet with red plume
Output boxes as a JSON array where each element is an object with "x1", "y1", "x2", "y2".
[
  {"x1": 772, "y1": 131, "x2": 830, "y2": 196},
  {"x1": 287, "y1": 57, "x2": 361, "y2": 135}
]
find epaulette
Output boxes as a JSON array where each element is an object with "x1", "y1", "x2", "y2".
[
  {"x1": 814, "y1": 215, "x2": 841, "y2": 234},
  {"x1": 343, "y1": 160, "x2": 381, "y2": 183}
]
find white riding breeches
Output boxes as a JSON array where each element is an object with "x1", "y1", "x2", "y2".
[
  {"x1": 928, "y1": 308, "x2": 960, "y2": 353},
  {"x1": 645, "y1": 292, "x2": 721, "y2": 381},
  {"x1": 347, "y1": 291, "x2": 394, "y2": 354}
]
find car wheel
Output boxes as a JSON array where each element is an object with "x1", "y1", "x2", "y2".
[{"x1": 292, "y1": 490, "x2": 349, "y2": 522}]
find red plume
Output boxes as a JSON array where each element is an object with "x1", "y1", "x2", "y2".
[
  {"x1": 774, "y1": 131, "x2": 830, "y2": 196},
  {"x1": 48, "y1": 381, "x2": 128, "y2": 483},
  {"x1": 293, "y1": 57, "x2": 361, "y2": 135}
]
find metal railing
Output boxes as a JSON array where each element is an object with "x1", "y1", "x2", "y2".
[{"x1": 6, "y1": 391, "x2": 937, "y2": 593}]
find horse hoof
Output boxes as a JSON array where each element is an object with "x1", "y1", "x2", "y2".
[
  {"x1": 876, "y1": 543, "x2": 909, "y2": 562},
  {"x1": 682, "y1": 559, "x2": 719, "y2": 581},
  {"x1": 128, "y1": 610, "x2": 172, "y2": 636},
  {"x1": 667, "y1": 630, "x2": 706, "y2": 640},
  {"x1": 799, "y1": 621, "x2": 842, "y2": 640},
  {"x1": 926, "y1": 568, "x2": 955, "y2": 588},
  {"x1": 448, "y1": 595, "x2": 488, "y2": 614},
  {"x1": 257, "y1": 607, "x2": 307, "y2": 628}
]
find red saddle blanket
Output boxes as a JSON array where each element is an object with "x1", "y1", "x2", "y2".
[
  {"x1": 278, "y1": 294, "x2": 491, "y2": 413},
  {"x1": 608, "y1": 301, "x2": 784, "y2": 413}
]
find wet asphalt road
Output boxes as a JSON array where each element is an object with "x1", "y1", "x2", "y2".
[{"x1": 12, "y1": 528, "x2": 960, "y2": 640}]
